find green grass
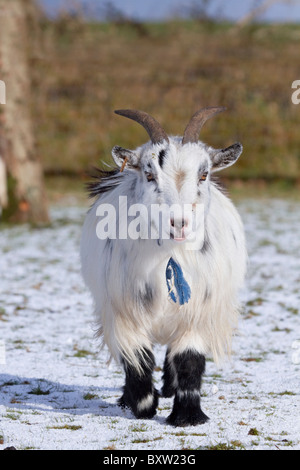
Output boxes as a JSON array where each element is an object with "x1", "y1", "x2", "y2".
[
  {"x1": 4, "y1": 413, "x2": 19, "y2": 421},
  {"x1": 47, "y1": 424, "x2": 82, "y2": 431},
  {"x1": 205, "y1": 442, "x2": 236, "y2": 450},
  {"x1": 73, "y1": 349, "x2": 93, "y2": 358},
  {"x1": 28, "y1": 385, "x2": 51, "y2": 396},
  {"x1": 83, "y1": 392, "x2": 98, "y2": 400},
  {"x1": 129, "y1": 423, "x2": 148, "y2": 433},
  {"x1": 248, "y1": 427, "x2": 260, "y2": 436},
  {"x1": 241, "y1": 357, "x2": 264, "y2": 363}
]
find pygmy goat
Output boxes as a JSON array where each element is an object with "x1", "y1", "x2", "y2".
[{"x1": 80, "y1": 107, "x2": 247, "y2": 426}]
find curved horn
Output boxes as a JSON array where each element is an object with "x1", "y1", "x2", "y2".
[
  {"x1": 182, "y1": 106, "x2": 226, "y2": 145},
  {"x1": 114, "y1": 109, "x2": 169, "y2": 145}
]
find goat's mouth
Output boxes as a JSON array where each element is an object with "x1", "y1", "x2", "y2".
[{"x1": 170, "y1": 232, "x2": 187, "y2": 242}]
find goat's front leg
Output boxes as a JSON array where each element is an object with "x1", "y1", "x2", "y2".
[
  {"x1": 166, "y1": 349, "x2": 209, "y2": 426},
  {"x1": 118, "y1": 349, "x2": 158, "y2": 419}
]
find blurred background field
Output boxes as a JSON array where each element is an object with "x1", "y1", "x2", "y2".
[
  {"x1": 1, "y1": 0, "x2": 300, "y2": 218},
  {"x1": 32, "y1": 7, "x2": 300, "y2": 189}
]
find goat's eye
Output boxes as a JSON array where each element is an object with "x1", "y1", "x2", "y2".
[
  {"x1": 145, "y1": 172, "x2": 155, "y2": 182},
  {"x1": 199, "y1": 172, "x2": 208, "y2": 183}
]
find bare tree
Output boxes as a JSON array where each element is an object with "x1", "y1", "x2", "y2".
[
  {"x1": 0, "y1": 0, "x2": 49, "y2": 224},
  {"x1": 236, "y1": 0, "x2": 299, "y2": 27}
]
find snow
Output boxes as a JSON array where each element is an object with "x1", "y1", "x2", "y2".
[{"x1": 0, "y1": 197, "x2": 299, "y2": 450}]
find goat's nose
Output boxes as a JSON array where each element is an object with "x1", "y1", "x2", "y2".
[{"x1": 170, "y1": 217, "x2": 188, "y2": 229}]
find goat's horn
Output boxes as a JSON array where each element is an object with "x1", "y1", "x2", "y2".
[
  {"x1": 182, "y1": 106, "x2": 226, "y2": 145},
  {"x1": 114, "y1": 109, "x2": 169, "y2": 145}
]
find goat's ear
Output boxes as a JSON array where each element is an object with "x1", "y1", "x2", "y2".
[
  {"x1": 208, "y1": 143, "x2": 243, "y2": 172},
  {"x1": 112, "y1": 146, "x2": 140, "y2": 170}
]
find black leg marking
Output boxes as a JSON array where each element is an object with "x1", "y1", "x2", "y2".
[
  {"x1": 166, "y1": 349, "x2": 209, "y2": 427},
  {"x1": 161, "y1": 348, "x2": 176, "y2": 398},
  {"x1": 118, "y1": 349, "x2": 158, "y2": 419}
]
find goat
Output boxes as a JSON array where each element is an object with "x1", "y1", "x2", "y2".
[{"x1": 80, "y1": 107, "x2": 247, "y2": 426}]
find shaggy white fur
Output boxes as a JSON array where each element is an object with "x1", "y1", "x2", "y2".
[{"x1": 81, "y1": 135, "x2": 247, "y2": 372}]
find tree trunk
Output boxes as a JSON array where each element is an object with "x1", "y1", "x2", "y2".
[
  {"x1": 0, "y1": 156, "x2": 8, "y2": 211},
  {"x1": 0, "y1": 0, "x2": 49, "y2": 224},
  {"x1": 0, "y1": 81, "x2": 8, "y2": 213}
]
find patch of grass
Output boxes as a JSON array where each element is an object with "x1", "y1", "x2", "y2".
[
  {"x1": 281, "y1": 440, "x2": 294, "y2": 447},
  {"x1": 10, "y1": 398, "x2": 21, "y2": 404},
  {"x1": 28, "y1": 384, "x2": 51, "y2": 396},
  {"x1": 246, "y1": 297, "x2": 265, "y2": 307},
  {"x1": 241, "y1": 357, "x2": 263, "y2": 363},
  {"x1": 0, "y1": 308, "x2": 8, "y2": 322},
  {"x1": 248, "y1": 427, "x2": 260, "y2": 436},
  {"x1": 279, "y1": 391, "x2": 296, "y2": 396},
  {"x1": 287, "y1": 307, "x2": 299, "y2": 315},
  {"x1": 131, "y1": 438, "x2": 150, "y2": 444},
  {"x1": 206, "y1": 442, "x2": 236, "y2": 450},
  {"x1": 157, "y1": 404, "x2": 171, "y2": 411},
  {"x1": 73, "y1": 348, "x2": 93, "y2": 358},
  {"x1": 4, "y1": 413, "x2": 20, "y2": 421},
  {"x1": 129, "y1": 423, "x2": 148, "y2": 433},
  {"x1": 48, "y1": 424, "x2": 82, "y2": 431},
  {"x1": 172, "y1": 430, "x2": 207, "y2": 438},
  {"x1": 230, "y1": 440, "x2": 245, "y2": 449},
  {"x1": 12, "y1": 339, "x2": 26, "y2": 349},
  {"x1": 83, "y1": 392, "x2": 98, "y2": 400},
  {"x1": 269, "y1": 391, "x2": 296, "y2": 397},
  {"x1": 109, "y1": 419, "x2": 119, "y2": 425},
  {"x1": 251, "y1": 440, "x2": 259, "y2": 446},
  {"x1": 271, "y1": 326, "x2": 292, "y2": 333},
  {"x1": 244, "y1": 310, "x2": 260, "y2": 320},
  {"x1": 1, "y1": 380, "x2": 20, "y2": 387}
]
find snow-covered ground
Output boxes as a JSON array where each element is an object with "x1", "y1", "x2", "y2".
[{"x1": 0, "y1": 197, "x2": 299, "y2": 450}]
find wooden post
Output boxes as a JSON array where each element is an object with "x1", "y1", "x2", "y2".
[{"x1": 0, "y1": 0, "x2": 49, "y2": 224}]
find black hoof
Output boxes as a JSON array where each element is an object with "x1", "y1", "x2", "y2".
[
  {"x1": 135, "y1": 405, "x2": 157, "y2": 419},
  {"x1": 166, "y1": 409, "x2": 209, "y2": 427},
  {"x1": 159, "y1": 385, "x2": 175, "y2": 398},
  {"x1": 118, "y1": 389, "x2": 159, "y2": 419},
  {"x1": 117, "y1": 395, "x2": 127, "y2": 409}
]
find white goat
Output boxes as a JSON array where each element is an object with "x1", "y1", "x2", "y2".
[{"x1": 80, "y1": 107, "x2": 247, "y2": 426}]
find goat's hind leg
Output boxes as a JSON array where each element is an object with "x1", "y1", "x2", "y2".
[
  {"x1": 166, "y1": 349, "x2": 209, "y2": 426},
  {"x1": 118, "y1": 349, "x2": 158, "y2": 419},
  {"x1": 161, "y1": 348, "x2": 176, "y2": 397}
]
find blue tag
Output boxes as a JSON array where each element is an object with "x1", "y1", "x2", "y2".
[{"x1": 166, "y1": 257, "x2": 191, "y2": 305}]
